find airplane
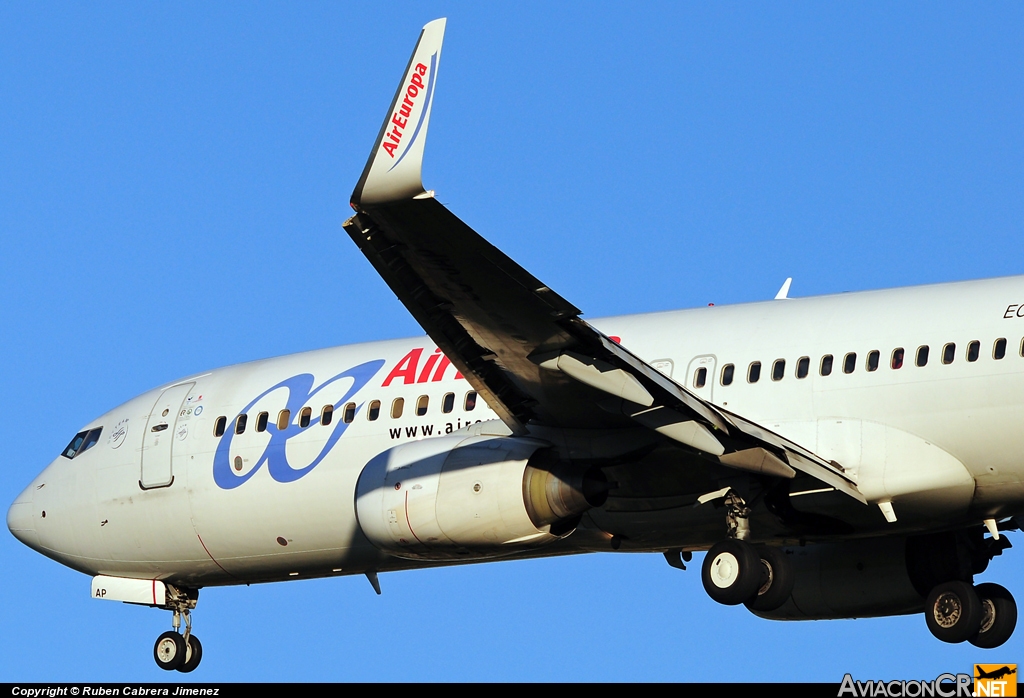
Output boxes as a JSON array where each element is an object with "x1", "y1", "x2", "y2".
[
  {"x1": 975, "y1": 666, "x2": 1017, "y2": 681},
  {"x1": 7, "y1": 17, "x2": 1023, "y2": 673}
]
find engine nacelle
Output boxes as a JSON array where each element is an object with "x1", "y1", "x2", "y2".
[
  {"x1": 355, "y1": 435, "x2": 607, "y2": 561},
  {"x1": 751, "y1": 537, "x2": 928, "y2": 621}
]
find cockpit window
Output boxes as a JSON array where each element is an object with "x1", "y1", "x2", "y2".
[
  {"x1": 62, "y1": 431, "x2": 88, "y2": 459},
  {"x1": 61, "y1": 427, "x2": 103, "y2": 459},
  {"x1": 81, "y1": 428, "x2": 102, "y2": 453}
]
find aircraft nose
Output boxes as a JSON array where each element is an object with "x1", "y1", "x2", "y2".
[{"x1": 7, "y1": 487, "x2": 40, "y2": 550}]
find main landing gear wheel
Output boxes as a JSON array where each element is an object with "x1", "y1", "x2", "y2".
[
  {"x1": 744, "y1": 546, "x2": 795, "y2": 613},
  {"x1": 702, "y1": 539, "x2": 762, "y2": 606},
  {"x1": 969, "y1": 583, "x2": 1017, "y2": 649},
  {"x1": 178, "y1": 634, "x2": 203, "y2": 673},
  {"x1": 154, "y1": 631, "x2": 186, "y2": 671},
  {"x1": 925, "y1": 580, "x2": 983, "y2": 644}
]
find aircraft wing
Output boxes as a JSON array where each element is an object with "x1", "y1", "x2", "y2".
[{"x1": 343, "y1": 19, "x2": 864, "y2": 503}]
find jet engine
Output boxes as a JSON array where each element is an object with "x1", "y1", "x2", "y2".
[{"x1": 354, "y1": 435, "x2": 608, "y2": 561}]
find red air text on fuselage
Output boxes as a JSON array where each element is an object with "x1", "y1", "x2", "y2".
[{"x1": 382, "y1": 347, "x2": 464, "y2": 387}]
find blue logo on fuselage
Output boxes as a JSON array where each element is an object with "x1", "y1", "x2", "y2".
[{"x1": 213, "y1": 359, "x2": 385, "y2": 489}]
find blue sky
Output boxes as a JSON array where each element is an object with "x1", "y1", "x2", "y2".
[{"x1": 3, "y1": 2, "x2": 1024, "y2": 682}]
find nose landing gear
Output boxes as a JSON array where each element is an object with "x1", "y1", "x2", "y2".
[{"x1": 153, "y1": 586, "x2": 202, "y2": 672}]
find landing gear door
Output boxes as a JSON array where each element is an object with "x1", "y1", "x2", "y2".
[
  {"x1": 140, "y1": 382, "x2": 195, "y2": 489},
  {"x1": 685, "y1": 355, "x2": 716, "y2": 403}
]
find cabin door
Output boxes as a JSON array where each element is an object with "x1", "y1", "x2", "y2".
[{"x1": 140, "y1": 382, "x2": 194, "y2": 489}]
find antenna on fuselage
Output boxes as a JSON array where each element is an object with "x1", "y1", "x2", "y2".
[
  {"x1": 365, "y1": 570, "x2": 382, "y2": 595},
  {"x1": 774, "y1": 277, "x2": 793, "y2": 300}
]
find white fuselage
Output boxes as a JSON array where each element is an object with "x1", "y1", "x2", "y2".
[{"x1": 10, "y1": 275, "x2": 1024, "y2": 587}]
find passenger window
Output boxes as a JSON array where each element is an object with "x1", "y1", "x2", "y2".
[
  {"x1": 843, "y1": 353, "x2": 857, "y2": 374},
  {"x1": 214, "y1": 416, "x2": 227, "y2": 437},
  {"x1": 796, "y1": 357, "x2": 809, "y2": 379},
  {"x1": 391, "y1": 397, "x2": 405, "y2": 419},
  {"x1": 694, "y1": 367, "x2": 707, "y2": 388},
  {"x1": 367, "y1": 400, "x2": 381, "y2": 421},
  {"x1": 256, "y1": 412, "x2": 269, "y2": 433},
  {"x1": 771, "y1": 359, "x2": 785, "y2": 381},
  {"x1": 891, "y1": 348, "x2": 904, "y2": 370},
  {"x1": 994, "y1": 338, "x2": 1007, "y2": 360},
  {"x1": 416, "y1": 396, "x2": 429, "y2": 416},
  {"x1": 967, "y1": 341, "x2": 980, "y2": 362},
  {"x1": 866, "y1": 351, "x2": 879, "y2": 372},
  {"x1": 299, "y1": 407, "x2": 311, "y2": 428},
  {"x1": 465, "y1": 391, "x2": 477, "y2": 411},
  {"x1": 820, "y1": 354, "x2": 833, "y2": 376},
  {"x1": 277, "y1": 409, "x2": 290, "y2": 431},
  {"x1": 235, "y1": 414, "x2": 248, "y2": 435},
  {"x1": 442, "y1": 392, "x2": 455, "y2": 414},
  {"x1": 721, "y1": 364, "x2": 735, "y2": 386},
  {"x1": 916, "y1": 346, "x2": 929, "y2": 367},
  {"x1": 343, "y1": 403, "x2": 355, "y2": 424},
  {"x1": 321, "y1": 405, "x2": 334, "y2": 427},
  {"x1": 942, "y1": 343, "x2": 955, "y2": 365},
  {"x1": 1020, "y1": 338, "x2": 1024, "y2": 358},
  {"x1": 747, "y1": 361, "x2": 761, "y2": 383}
]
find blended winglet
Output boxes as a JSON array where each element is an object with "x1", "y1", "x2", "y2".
[{"x1": 351, "y1": 18, "x2": 446, "y2": 207}]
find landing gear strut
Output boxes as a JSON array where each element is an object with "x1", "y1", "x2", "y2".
[
  {"x1": 153, "y1": 585, "x2": 202, "y2": 672},
  {"x1": 723, "y1": 490, "x2": 751, "y2": 541}
]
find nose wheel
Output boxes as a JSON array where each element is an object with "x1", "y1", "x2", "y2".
[
  {"x1": 154, "y1": 586, "x2": 203, "y2": 672},
  {"x1": 154, "y1": 631, "x2": 185, "y2": 670}
]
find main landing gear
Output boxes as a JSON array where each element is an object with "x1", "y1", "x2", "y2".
[
  {"x1": 925, "y1": 580, "x2": 1017, "y2": 648},
  {"x1": 153, "y1": 586, "x2": 202, "y2": 672},
  {"x1": 697, "y1": 499, "x2": 1019, "y2": 648},
  {"x1": 699, "y1": 490, "x2": 795, "y2": 612}
]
